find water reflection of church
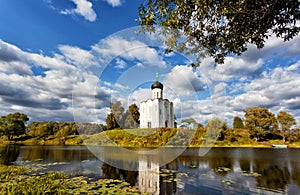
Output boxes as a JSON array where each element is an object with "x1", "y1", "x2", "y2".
[
  {"x1": 100, "y1": 155, "x2": 178, "y2": 194},
  {"x1": 138, "y1": 154, "x2": 177, "y2": 195},
  {"x1": 138, "y1": 155, "x2": 160, "y2": 194}
]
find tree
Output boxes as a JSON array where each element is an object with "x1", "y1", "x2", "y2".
[
  {"x1": 106, "y1": 113, "x2": 119, "y2": 130},
  {"x1": 206, "y1": 118, "x2": 235, "y2": 142},
  {"x1": 233, "y1": 116, "x2": 244, "y2": 129},
  {"x1": 277, "y1": 110, "x2": 296, "y2": 132},
  {"x1": 124, "y1": 113, "x2": 135, "y2": 129},
  {"x1": 244, "y1": 107, "x2": 278, "y2": 140},
  {"x1": 190, "y1": 123, "x2": 205, "y2": 146},
  {"x1": 181, "y1": 118, "x2": 197, "y2": 124},
  {"x1": 123, "y1": 104, "x2": 140, "y2": 129},
  {"x1": 110, "y1": 101, "x2": 125, "y2": 127},
  {"x1": 138, "y1": 0, "x2": 300, "y2": 64},
  {"x1": 27, "y1": 122, "x2": 52, "y2": 138},
  {"x1": 288, "y1": 126, "x2": 300, "y2": 143},
  {"x1": 0, "y1": 112, "x2": 29, "y2": 139},
  {"x1": 107, "y1": 102, "x2": 140, "y2": 129},
  {"x1": 76, "y1": 122, "x2": 105, "y2": 134},
  {"x1": 205, "y1": 117, "x2": 226, "y2": 141},
  {"x1": 128, "y1": 104, "x2": 140, "y2": 125}
]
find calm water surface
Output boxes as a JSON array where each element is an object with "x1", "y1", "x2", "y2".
[{"x1": 1, "y1": 145, "x2": 300, "y2": 194}]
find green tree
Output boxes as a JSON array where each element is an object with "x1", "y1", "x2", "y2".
[
  {"x1": 289, "y1": 126, "x2": 300, "y2": 143},
  {"x1": 205, "y1": 117, "x2": 224, "y2": 141},
  {"x1": 233, "y1": 116, "x2": 244, "y2": 129},
  {"x1": 106, "y1": 113, "x2": 119, "y2": 130},
  {"x1": 54, "y1": 122, "x2": 78, "y2": 144},
  {"x1": 206, "y1": 118, "x2": 234, "y2": 142},
  {"x1": 128, "y1": 103, "x2": 140, "y2": 125},
  {"x1": 27, "y1": 122, "x2": 52, "y2": 139},
  {"x1": 220, "y1": 122, "x2": 235, "y2": 142},
  {"x1": 277, "y1": 110, "x2": 296, "y2": 132},
  {"x1": 124, "y1": 110, "x2": 139, "y2": 129},
  {"x1": 244, "y1": 107, "x2": 278, "y2": 141},
  {"x1": 0, "y1": 112, "x2": 29, "y2": 139},
  {"x1": 138, "y1": 0, "x2": 300, "y2": 64},
  {"x1": 190, "y1": 123, "x2": 205, "y2": 146},
  {"x1": 123, "y1": 103, "x2": 140, "y2": 129},
  {"x1": 110, "y1": 101, "x2": 125, "y2": 127},
  {"x1": 124, "y1": 114, "x2": 135, "y2": 129},
  {"x1": 76, "y1": 122, "x2": 105, "y2": 134}
]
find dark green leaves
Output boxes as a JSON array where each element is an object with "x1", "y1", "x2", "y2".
[{"x1": 138, "y1": 0, "x2": 300, "y2": 65}]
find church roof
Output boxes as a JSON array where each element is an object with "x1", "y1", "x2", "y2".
[
  {"x1": 151, "y1": 72, "x2": 163, "y2": 90},
  {"x1": 151, "y1": 81, "x2": 163, "y2": 90}
]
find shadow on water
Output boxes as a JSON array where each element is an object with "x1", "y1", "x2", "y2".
[
  {"x1": 0, "y1": 145, "x2": 20, "y2": 165},
  {"x1": 19, "y1": 145, "x2": 98, "y2": 162}
]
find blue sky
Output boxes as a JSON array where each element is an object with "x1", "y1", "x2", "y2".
[{"x1": 0, "y1": 0, "x2": 299, "y2": 127}]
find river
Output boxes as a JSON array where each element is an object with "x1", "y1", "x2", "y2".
[{"x1": 1, "y1": 145, "x2": 299, "y2": 194}]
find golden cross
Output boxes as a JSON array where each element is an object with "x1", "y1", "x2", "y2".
[{"x1": 156, "y1": 72, "x2": 158, "y2": 81}]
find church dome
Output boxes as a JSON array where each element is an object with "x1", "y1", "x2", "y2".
[{"x1": 151, "y1": 81, "x2": 163, "y2": 90}]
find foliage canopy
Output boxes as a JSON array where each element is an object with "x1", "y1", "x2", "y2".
[
  {"x1": 106, "y1": 102, "x2": 140, "y2": 130},
  {"x1": 277, "y1": 110, "x2": 296, "y2": 132},
  {"x1": 138, "y1": 0, "x2": 300, "y2": 64},
  {"x1": 244, "y1": 107, "x2": 278, "y2": 140},
  {"x1": 233, "y1": 116, "x2": 244, "y2": 129},
  {"x1": 0, "y1": 112, "x2": 29, "y2": 139}
]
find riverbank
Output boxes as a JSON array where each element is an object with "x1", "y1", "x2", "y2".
[
  {"x1": 1, "y1": 135, "x2": 299, "y2": 148},
  {"x1": 1, "y1": 128, "x2": 300, "y2": 148}
]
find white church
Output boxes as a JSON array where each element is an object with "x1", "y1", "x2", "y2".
[{"x1": 139, "y1": 73, "x2": 174, "y2": 128}]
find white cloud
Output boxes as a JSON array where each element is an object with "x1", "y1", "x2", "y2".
[
  {"x1": 177, "y1": 35, "x2": 300, "y2": 125},
  {"x1": 0, "y1": 40, "x2": 111, "y2": 123},
  {"x1": 73, "y1": 0, "x2": 96, "y2": 21},
  {"x1": 213, "y1": 82, "x2": 226, "y2": 95},
  {"x1": 228, "y1": 60, "x2": 300, "y2": 121},
  {"x1": 92, "y1": 36, "x2": 167, "y2": 68},
  {"x1": 61, "y1": 0, "x2": 97, "y2": 22},
  {"x1": 129, "y1": 88, "x2": 151, "y2": 105},
  {"x1": 103, "y1": 0, "x2": 122, "y2": 7},
  {"x1": 0, "y1": 39, "x2": 75, "y2": 71},
  {"x1": 0, "y1": 39, "x2": 26, "y2": 61},
  {"x1": 197, "y1": 34, "x2": 300, "y2": 84},
  {"x1": 136, "y1": 62, "x2": 145, "y2": 68},
  {"x1": 58, "y1": 45, "x2": 98, "y2": 68},
  {"x1": 218, "y1": 57, "x2": 264, "y2": 77},
  {"x1": 0, "y1": 61, "x2": 33, "y2": 76},
  {"x1": 114, "y1": 58, "x2": 127, "y2": 69},
  {"x1": 164, "y1": 65, "x2": 204, "y2": 96},
  {"x1": 1, "y1": 31, "x2": 300, "y2": 127}
]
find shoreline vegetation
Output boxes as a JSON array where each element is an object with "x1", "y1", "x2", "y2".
[
  {"x1": 1, "y1": 128, "x2": 300, "y2": 148},
  {"x1": 0, "y1": 164, "x2": 148, "y2": 195},
  {"x1": 1, "y1": 107, "x2": 299, "y2": 148}
]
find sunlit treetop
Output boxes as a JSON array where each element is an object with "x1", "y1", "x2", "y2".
[{"x1": 138, "y1": 0, "x2": 300, "y2": 65}]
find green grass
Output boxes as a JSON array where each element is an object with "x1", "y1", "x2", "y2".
[{"x1": 80, "y1": 128, "x2": 196, "y2": 147}]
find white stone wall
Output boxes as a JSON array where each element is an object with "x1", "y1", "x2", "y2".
[
  {"x1": 139, "y1": 99, "x2": 174, "y2": 128},
  {"x1": 152, "y1": 88, "x2": 163, "y2": 99}
]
